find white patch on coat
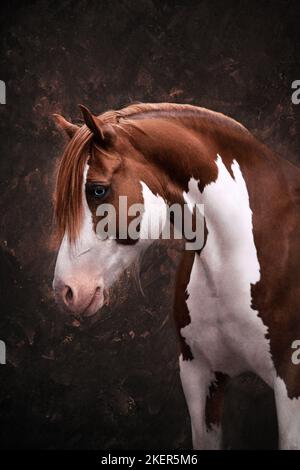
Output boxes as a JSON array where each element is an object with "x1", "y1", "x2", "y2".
[
  {"x1": 179, "y1": 355, "x2": 222, "y2": 449},
  {"x1": 179, "y1": 155, "x2": 276, "y2": 449},
  {"x1": 139, "y1": 182, "x2": 167, "y2": 241},
  {"x1": 274, "y1": 377, "x2": 300, "y2": 449},
  {"x1": 181, "y1": 155, "x2": 275, "y2": 382}
]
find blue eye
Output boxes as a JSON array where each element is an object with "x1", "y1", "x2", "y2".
[
  {"x1": 94, "y1": 186, "x2": 106, "y2": 197},
  {"x1": 90, "y1": 185, "x2": 108, "y2": 199},
  {"x1": 86, "y1": 183, "x2": 110, "y2": 199}
]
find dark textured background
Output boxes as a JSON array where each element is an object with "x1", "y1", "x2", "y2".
[{"x1": 0, "y1": 0, "x2": 300, "y2": 449}]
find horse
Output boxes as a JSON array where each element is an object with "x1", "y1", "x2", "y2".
[{"x1": 52, "y1": 102, "x2": 300, "y2": 449}]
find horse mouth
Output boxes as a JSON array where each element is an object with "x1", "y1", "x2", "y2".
[{"x1": 82, "y1": 287, "x2": 109, "y2": 318}]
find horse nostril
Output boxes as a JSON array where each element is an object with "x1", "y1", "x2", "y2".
[{"x1": 63, "y1": 285, "x2": 73, "y2": 306}]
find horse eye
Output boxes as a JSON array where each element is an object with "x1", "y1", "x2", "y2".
[{"x1": 93, "y1": 185, "x2": 107, "y2": 198}]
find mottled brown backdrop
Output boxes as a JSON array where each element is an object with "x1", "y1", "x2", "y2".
[{"x1": 0, "y1": 0, "x2": 300, "y2": 449}]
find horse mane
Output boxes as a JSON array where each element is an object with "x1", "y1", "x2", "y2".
[
  {"x1": 103, "y1": 102, "x2": 248, "y2": 133},
  {"x1": 54, "y1": 124, "x2": 93, "y2": 242},
  {"x1": 54, "y1": 102, "x2": 249, "y2": 242}
]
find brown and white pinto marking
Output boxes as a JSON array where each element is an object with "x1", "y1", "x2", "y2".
[{"x1": 53, "y1": 103, "x2": 300, "y2": 449}]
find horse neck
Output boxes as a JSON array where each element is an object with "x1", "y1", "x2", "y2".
[
  {"x1": 132, "y1": 116, "x2": 261, "y2": 201},
  {"x1": 131, "y1": 115, "x2": 300, "y2": 260},
  {"x1": 129, "y1": 117, "x2": 220, "y2": 202}
]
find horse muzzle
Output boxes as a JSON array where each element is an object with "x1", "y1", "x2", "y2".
[{"x1": 53, "y1": 277, "x2": 106, "y2": 317}]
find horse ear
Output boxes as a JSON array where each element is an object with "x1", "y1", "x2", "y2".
[
  {"x1": 78, "y1": 104, "x2": 116, "y2": 147},
  {"x1": 53, "y1": 114, "x2": 79, "y2": 139}
]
